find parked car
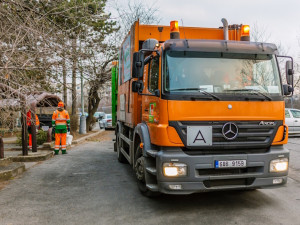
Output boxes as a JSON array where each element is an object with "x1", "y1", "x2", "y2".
[
  {"x1": 79, "y1": 112, "x2": 88, "y2": 118},
  {"x1": 93, "y1": 112, "x2": 105, "y2": 121},
  {"x1": 99, "y1": 114, "x2": 112, "y2": 129},
  {"x1": 285, "y1": 108, "x2": 300, "y2": 135}
]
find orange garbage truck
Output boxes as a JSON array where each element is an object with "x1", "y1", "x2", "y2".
[{"x1": 114, "y1": 19, "x2": 294, "y2": 196}]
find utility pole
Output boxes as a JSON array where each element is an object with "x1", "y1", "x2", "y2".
[{"x1": 79, "y1": 66, "x2": 86, "y2": 134}]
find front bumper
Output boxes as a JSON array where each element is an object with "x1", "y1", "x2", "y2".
[{"x1": 155, "y1": 145, "x2": 289, "y2": 194}]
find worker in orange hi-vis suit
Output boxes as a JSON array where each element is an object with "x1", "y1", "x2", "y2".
[
  {"x1": 26, "y1": 110, "x2": 40, "y2": 150},
  {"x1": 52, "y1": 101, "x2": 70, "y2": 155}
]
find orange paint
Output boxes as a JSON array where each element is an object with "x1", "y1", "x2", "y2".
[
  {"x1": 117, "y1": 20, "x2": 286, "y2": 148},
  {"x1": 272, "y1": 125, "x2": 288, "y2": 145},
  {"x1": 168, "y1": 101, "x2": 284, "y2": 121}
]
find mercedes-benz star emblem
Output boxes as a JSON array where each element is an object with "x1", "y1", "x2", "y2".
[{"x1": 222, "y1": 122, "x2": 238, "y2": 140}]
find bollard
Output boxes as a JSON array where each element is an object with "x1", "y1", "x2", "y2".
[{"x1": 0, "y1": 136, "x2": 4, "y2": 159}]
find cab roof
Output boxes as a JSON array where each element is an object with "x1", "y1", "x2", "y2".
[{"x1": 164, "y1": 39, "x2": 278, "y2": 55}]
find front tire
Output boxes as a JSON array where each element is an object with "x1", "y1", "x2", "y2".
[{"x1": 135, "y1": 145, "x2": 160, "y2": 197}]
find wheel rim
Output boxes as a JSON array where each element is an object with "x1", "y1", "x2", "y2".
[{"x1": 135, "y1": 154, "x2": 145, "y2": 181}]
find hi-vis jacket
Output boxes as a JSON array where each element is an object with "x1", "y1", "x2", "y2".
[
  {"x1": 52, "y1": 110, "x2": 70, "y2": 131},
  {"x1": 27, "y1": 111, "x2": 40, "y2": 127}
]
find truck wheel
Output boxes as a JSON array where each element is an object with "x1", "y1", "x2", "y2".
[
  {"x1": 135, "y1": 146, "x2": 160, "y2": 197},
  {"x1": 116, "y1": 132, "x2": 127, "y2": 163}
]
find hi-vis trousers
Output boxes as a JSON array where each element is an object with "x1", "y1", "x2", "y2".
[
  {"x1": 29, "y1": 134, "x2": 32, "y2": 150},
  {"x1": 55, "y1": 133, "x2": 67, "y2": 151}
]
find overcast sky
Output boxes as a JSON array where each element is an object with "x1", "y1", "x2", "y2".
[{"x1": 112, "y1": 0, "x2": 300, "y2": 61}]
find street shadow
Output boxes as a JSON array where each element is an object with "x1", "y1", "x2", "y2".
[
  {"x1": 117, "y1": 161, "x2": 277, "y2": 213},
  {"x1": 102, "y1": 139, "x2": 279, "y2": 214},
  {"x1": 150, "y1": 189, "x2": 275, "y2": 211}
]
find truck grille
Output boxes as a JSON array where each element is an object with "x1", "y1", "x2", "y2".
[
  {"x1": 203, "y1": 178, "x2": 255, "y2": 188},
  {"x1": 196, "y1": 166, "x2": 264, "y2": 176},
  {"x1": 169, "y1": 120, "x2": 282, "y2": 150}
]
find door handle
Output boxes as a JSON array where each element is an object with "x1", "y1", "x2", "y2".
[
  {"x1": 295, "y1": 120, "x2": 298, "y2": 122},
  {"x1": 144, "y1": 108, "x2": 149, "y2": 112}
]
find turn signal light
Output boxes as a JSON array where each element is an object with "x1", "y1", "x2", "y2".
[
  {"x1": 139, "y1": 143, "x2": 144, "y2": 149},
  {"x1": 170, "y1": 21, "x2": 179, "y2": 33},
  {"x1": 241, "y1": 25, "x2": 250, "y2": 36}
]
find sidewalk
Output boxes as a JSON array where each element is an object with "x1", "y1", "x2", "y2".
[
  {"x1": 2, "y1": 136, "x2": 17, "y2": 144},
  {"x1": 0, "y1": 129, "x2": 105, "y2": 182}
]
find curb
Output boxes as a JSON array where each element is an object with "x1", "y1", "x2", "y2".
[
  {"x1": 0, "y1": 158, "x2": 25, "y2": 181},
  {"x1": 10, "y1": 151, "x2": 54, "y2": 162},
  {"x1": 72, "y1": 130, "x2": 104, "y2": 145},
  {"x1": 5, "y1": 146, "x2": 53, "y2": 151},
  {"x1": 3, "y1": 140, "x2": 18, "y2": 144}
]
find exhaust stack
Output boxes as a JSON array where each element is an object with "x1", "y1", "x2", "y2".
[{"x1": 221, "y1": 18, "x2": 229, "y2": 40}]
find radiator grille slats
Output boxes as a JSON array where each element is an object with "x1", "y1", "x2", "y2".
[{"x1": 169, "y1": 120, "x2": 281, "y2": 151}]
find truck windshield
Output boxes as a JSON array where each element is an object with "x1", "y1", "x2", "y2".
[{"x1": 164, "y1": 51, "x2": 282, "y2": 98}]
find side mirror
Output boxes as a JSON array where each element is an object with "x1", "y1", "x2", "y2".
[
  {"x1": 132, "y1": 51, "x2": 145, "y2": 78},
  {"x1": 283, "y1": 84, "x2": 293, "y2": 96},
  {"x1": 132, "y1": 80, "x2": 144, "y2": 93},
  {"x1": 154, "y1": 89, "x2": 160, "y2": 97},
  {"x1": 286, "y1": 61, "x2": 294, "y2": 85}
]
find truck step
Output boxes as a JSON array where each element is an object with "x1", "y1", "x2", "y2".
[
  {"x1": 146, "y1": 167, "x2": 157, "y2": 175},
  {"x1": 146, "y1": 184, "x2": 158, "y2": 192},
  {"x1": 146, "y1": 150, "x2": 158, "y2": 157}
]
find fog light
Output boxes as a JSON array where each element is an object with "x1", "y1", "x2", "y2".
[
  {"x1": 270, "y1": 158, "x2": 288, "y2": 172},
  {"x1": 169, "y1": 184, "x2": 182, "y2": 190},
  {"x1": 163, "y1": 163, "x2": 187, "y2": 177},
  {"x1": 273, "y1": 178, "x2": 283, "y2": 184}
]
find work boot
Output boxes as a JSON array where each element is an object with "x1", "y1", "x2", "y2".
[
  {"x1": 62, "y1": 150, "x2": 67, "y2": 154},
  {"x1": 54, "y1": 150, "x2": 59, "y2": 155}
]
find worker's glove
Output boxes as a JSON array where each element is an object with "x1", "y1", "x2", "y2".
[{"x1": 67, "y1": 127, "x2": 70, "y2": 132}]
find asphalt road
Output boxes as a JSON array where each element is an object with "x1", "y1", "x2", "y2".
[{"x1": 0, "y1": 131, "x2": 300, "y2": 225}]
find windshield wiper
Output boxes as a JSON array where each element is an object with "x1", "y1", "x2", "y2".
[
  {"x1": 226, "y1": 89, "x2": 272, "y2": 101},
  {"x1": 168, "y1": 88, "x2": 221, "y2": 100}
]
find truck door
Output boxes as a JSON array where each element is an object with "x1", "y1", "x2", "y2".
[{"x1": 142, "y1": 55, "x2": 160, "y2": 125}]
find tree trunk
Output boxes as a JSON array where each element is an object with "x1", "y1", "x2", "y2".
[
  {"x1": 21, "y1": 107, "x2": 28, "y2": 156},
  {"x1": 86, "y1": 82, "x2": 101, "y2": 131},
  {"x1": 71, "y1": 38, "x2": 77, "y2": 115},
  {"x1": 62, "y1": 41, "x2": 67, "y2": 106}
]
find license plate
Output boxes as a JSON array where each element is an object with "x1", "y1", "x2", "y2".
[
  {"x1": 215, "y1": 160, "x2": 246, "y2": 168},
  {"x1": 187, "y1": 126, "x2": 212, "y2": 146}
]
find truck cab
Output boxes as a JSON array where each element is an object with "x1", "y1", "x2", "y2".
[{"x1": 115, "y1": 19, "x2": 294, "y2": 196}]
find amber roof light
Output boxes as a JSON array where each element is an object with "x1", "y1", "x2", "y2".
[
  {"x1": 170, "y1": 21, "x2": 179, "y2": 33},
  {"x1": 241, "y1": 25, "x2": 250, "y2": 36}
]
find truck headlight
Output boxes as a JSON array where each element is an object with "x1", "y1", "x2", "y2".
[
  {"x1": 163, "y1": 163, "x2": 187, "y2": 177},
  {"x1": 270, "y1": 158, "x2": 288, "y2": 172}
]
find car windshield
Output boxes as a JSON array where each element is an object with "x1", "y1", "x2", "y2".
[
  {"x1": 164, "y1": 51, "x2": 282, "y2": 98},
  {"x1": 106, "y1": 114, "x2": 112, "y2": 119}
]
